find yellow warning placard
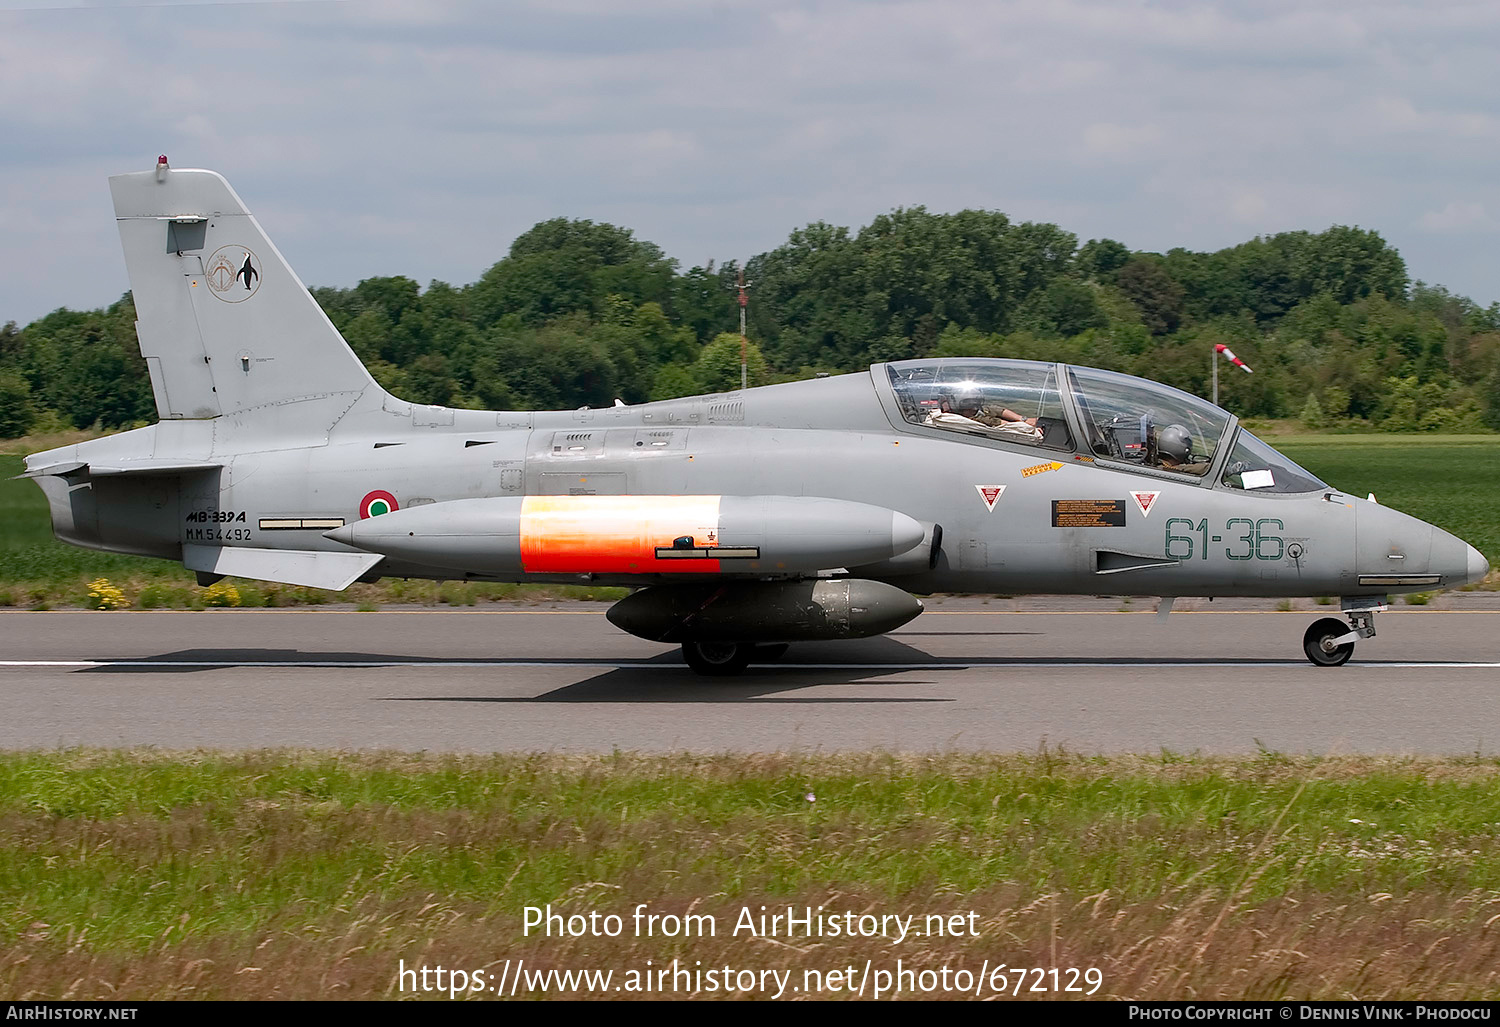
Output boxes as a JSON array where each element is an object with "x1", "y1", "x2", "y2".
[{"x1": 1052, "y1": 499, "x2": 1126, "y2": 527}]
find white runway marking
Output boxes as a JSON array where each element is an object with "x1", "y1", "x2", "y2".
[{"x1": 4, "y1": 660, "x2": 1500, "y2": 671}]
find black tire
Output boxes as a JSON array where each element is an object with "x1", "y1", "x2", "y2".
[
  {"x1": 682, "y1": 641, "x2": 753, "y2": 676},
  {"x1": 1303, "y1": 617, "x2": 1354, "y2": 667},
  {"x1": 752, "y1": 643, "x2": 790, "y2": 663}
]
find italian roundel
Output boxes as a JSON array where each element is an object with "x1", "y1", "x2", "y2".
[{"x1": 359, "y1": 490, "x2": 399, "y2": 519}]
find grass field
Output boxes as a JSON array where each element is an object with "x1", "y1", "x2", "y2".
[
  {"x1": 5, "y1": 750, "x2": 1500, "y2": 1000},
  {"x1": 2, "y1": 433, "x2": 1496, "y2": 607}
]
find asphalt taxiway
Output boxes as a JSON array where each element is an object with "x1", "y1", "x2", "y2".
[{"x1": 2, "y1": 604, "x2": 1498, "y2": 754}]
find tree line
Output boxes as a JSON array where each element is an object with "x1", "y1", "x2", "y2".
[{"x1": 3, "y1": 207, "x2": 1500, "y2": 438}]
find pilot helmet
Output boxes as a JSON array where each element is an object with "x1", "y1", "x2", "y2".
[
  {"x1": 1157, "y1": 423, "x2": 1192, "y2": 464},
  {"x1": 953, "y1": 391, "x2": 983, "y2": 413}
]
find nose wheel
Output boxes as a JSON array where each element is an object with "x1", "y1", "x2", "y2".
[
  {"x1": 1302, "y1": 603, "x2": 1381, "y2": 667},
  {"x1": 1303, "y1": 618, "x2": 1355, "y2": 666}
]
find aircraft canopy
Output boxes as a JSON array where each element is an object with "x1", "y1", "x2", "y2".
[{"x1": 884, "y1": 358, "x2": 1327, "y2": 492}]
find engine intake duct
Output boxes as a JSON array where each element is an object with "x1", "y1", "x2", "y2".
[{"x1": 606, "y1": 579, "x2": 923, "y2": 643}]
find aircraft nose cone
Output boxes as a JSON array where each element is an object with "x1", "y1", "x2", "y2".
[{"x1": 1465, "y1": 544, "x2": 1490, "y2": 586}]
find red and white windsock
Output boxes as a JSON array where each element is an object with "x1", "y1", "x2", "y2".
[{"x1": 1215, "y1": 343, "x2": 1253, "y2": 373}]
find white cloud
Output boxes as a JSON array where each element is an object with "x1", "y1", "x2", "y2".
[
  {"x1": 1229, "y1": 191, "x2": 1271, "y2": 225},
  {"x1": 1082, "y1": 123, "x2": 1164, "y2": 161},
  {"x1": 1418, "y1": 201, "x2": 1496, "y2": 233}
]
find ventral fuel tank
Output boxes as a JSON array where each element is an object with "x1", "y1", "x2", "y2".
[
  {"x1": 326, "y1": 494, "x2": 927, "y2": 578},
  {"x1": 605, "y1": 579, "x2": 925, "y2": 643}
]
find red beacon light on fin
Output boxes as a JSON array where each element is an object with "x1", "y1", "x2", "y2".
[{"x1": 156, "y1": 155, "x2": 169, "y2": 182}]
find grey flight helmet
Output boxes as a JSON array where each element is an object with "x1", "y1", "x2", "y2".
[
  {"x1": 953, "y1": 389, "x2": 984, "y2": 413},
  {"x1": 1157, "y1": 423, "x2": 1193, "y2": 463}
]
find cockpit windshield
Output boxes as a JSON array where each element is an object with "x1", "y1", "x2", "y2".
[
  {"x1": 1220, "y1": 430, "x2": 1327, "y2": 493},
  {"x1": 1066, "y1": 366, "x2": 1231, "y2": 477},
  {"x1": 883, "y1": 358, "x2": 1246, "y2": 479},
  {"x1": 886, "y1": 360, "x2": 1075, "y2": 451}
]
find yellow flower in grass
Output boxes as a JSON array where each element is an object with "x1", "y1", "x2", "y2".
[
  {"x1": 85, "y1": 579, "x2": 129, "y2": 610},
  {"x1": 201, "y1": 581, "x2": 242, "y2": 607}
]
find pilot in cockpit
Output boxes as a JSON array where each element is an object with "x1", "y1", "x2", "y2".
[
  {"x1": 1154, "y1": 423, "x2": 1210, "y2": 475},
  {"x1": 925, "y1": 392, "x2": 1044, "y2": 438},
  {"x1": 955, "y1": 393, "x2": 1037, "y2": 428}
]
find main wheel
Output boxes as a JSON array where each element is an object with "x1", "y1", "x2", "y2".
[
  {"x1": 1303, "y1": 617, "x2": 1354, "y2": 667},
  {"x1": 681, "y1": 641, "x2": 753, "y2": 676}
]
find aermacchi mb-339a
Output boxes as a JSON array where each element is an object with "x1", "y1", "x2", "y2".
[{"x1": 21, "y1": 161, "x2": 1491, "y2": 674}]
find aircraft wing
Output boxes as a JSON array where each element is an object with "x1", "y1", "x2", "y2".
[{"x1": 182, "y1": 544, "x2": 383, "y2": 591}]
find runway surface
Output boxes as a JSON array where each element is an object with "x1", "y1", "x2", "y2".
[{"x1": 2, "y1": 605, "x2": 1498, "y2": 754}]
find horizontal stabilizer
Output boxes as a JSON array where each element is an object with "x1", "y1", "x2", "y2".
[
  {"x1": 182, "y1": 545, "x2": 382, "y2": 591},
  {"x1": 13, "y1": 461, "x2": 88, "y2": 479},
  {"x1": 15, "y1": 459, "x2": 220, "y2": 480},
  {"x1": 89, "y1": 461, "x2": 221, "y2": 477}
]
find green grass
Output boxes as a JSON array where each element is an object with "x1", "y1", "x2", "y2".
[
  {"x1": 7, "y1": 750, "x2": 1500, "y2": 999},
  {"x1": 7, "y1": 749, "x2": 1500, "y2": 907}
]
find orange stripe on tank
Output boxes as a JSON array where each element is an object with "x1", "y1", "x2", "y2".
[{"x1": 519, "y1": 495, "x2": 723, "y2": 574}]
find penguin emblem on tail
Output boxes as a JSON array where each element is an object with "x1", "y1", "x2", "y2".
[
  {"x1": 203, "y1": 246, "x2": 262, "y2": 302},
  {"x1": 237, "y1": 253, "x2": 258, "y2": 291}
]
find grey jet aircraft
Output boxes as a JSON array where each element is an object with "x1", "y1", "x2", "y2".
[{"x1": 22, "y1": 160, "x2": 1492, "y2": 674}]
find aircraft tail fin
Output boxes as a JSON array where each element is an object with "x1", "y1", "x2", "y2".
[{"x1": 110, "y1": 160, "x2": 381, "y2": 421}]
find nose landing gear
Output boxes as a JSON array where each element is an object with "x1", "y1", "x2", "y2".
[
  {"x1": 1303, "y1": 618, "x2": 1357, "y2": 666},
  {"x1": 1302, "y1": 597, "x2": 1386, "y2": 667}
]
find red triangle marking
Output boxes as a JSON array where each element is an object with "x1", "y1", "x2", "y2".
[{"x1": 975, "y1": 485, "x2": 1006, "y2": 511}]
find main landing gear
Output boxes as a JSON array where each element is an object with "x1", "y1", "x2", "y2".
[
  {"x1": 1302, "y1": 599, "x2": 1384, "y2": 667},
  {"x1": 680, "y1": 641, "x2": 790, "y2": 677}
]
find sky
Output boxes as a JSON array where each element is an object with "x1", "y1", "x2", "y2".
[{"x1": 2, "y1": 0, "x2": 1499, "y2": 328}]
